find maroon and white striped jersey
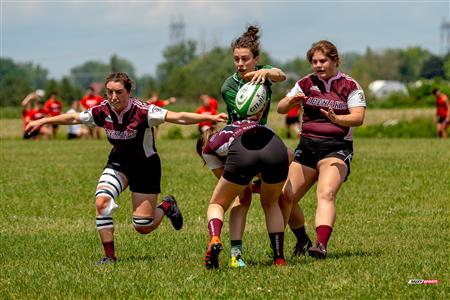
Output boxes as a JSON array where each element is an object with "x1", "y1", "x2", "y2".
[
  {"x1": 202, "y1": 120, "x2": 268, "y2": 169},
  {"x1": 287, "y1": 72, "x2": 366, "y2": 140},
  {"x1": 79, "y1": 98, "x2": 167, "y2": 158}
]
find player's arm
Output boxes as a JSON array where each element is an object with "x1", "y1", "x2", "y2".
[
  {"x1": 21, "y1": 92, "x2": 38, "y2": 107},
  {"x1": 25, "y1": 112, "x2": 81, "y2": 134},
  {"x1": 277, "y1": 92, "x2": 307, "y2": 114},
  {"x1": 244, "y1": 67, "x2": 286, "y2": 84},
  {"x1": 165, "y1": 111, "x2": 227, "y2": 125}
]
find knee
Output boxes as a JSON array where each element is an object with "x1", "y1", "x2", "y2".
[
  {"x1": 317, "y1": 188, "x2": 336, "y2": 203},
  {"x1": 96, "y1": 196, "x2": 114, "y2": 215},
  {"x1": 133, "y1": 216, "x2": 154, "y2": 234},
  {"x1": 279, "y1": 191, "x2": 294, "y2": 208}
]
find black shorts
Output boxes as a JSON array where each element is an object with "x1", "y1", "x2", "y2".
[
  {"x1": 285, "y1": 116, "x2": 300, "y2": 125},
  {"x1": 437, "y1": 116, "x2": 449, "y2": 125},
  {"x1": 223, "y1": 127, "x2": 289, "y2": 185},
  {"x1": 294, "y1": 136, "x2": 353, "y2": 179},
  {"x1": 106, "y1": 153, "x2": 161, "y2": 194}
]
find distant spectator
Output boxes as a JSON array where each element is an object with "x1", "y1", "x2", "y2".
[
  {"x1": 146, "y1": 91, "x2": 177, "y2": 108},
  {"x1": 146, "y1": 91, "x2": 177, "y2": 137},
  {"x1": 21, "y1": 90, "x2": 51, "y2": 140},
  {"x1": 200, "y1": 94, "x2": 219, "y2": 112},
  {"x1": 195, "y1": 94, "x2": 218, "y2": 133},
  {"x1": 44, "y1": 91, "x2": 63, "y2": 139},
  {"x1": 432, "y1": 88, "x2": 450, "y2": 138},
  {"x1": 80, "y1": 87, "x2": 103, "y2": 139},
  {"x1": 66, "y1": 101, "x2": 89, "y2": 139},
  {"x1": 285, "y1": 104, "x2": 301, "y2": 139}
]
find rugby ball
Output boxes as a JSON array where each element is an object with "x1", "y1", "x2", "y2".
[{"x1": 235, "y1": 82, "x2": 267, "y2": 118}]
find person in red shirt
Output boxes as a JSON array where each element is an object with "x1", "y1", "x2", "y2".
[
  {"x1": 80, "y1": 87, "x2": 104, "y2": 139},
  {"x1": 146, "y1": 91, "x2": 177, "y2": 108},
  {"x1": 195, "y1": 95, "x2": 217, "y2": 133},
  {"x1": 146, "y1": 91, "x2": 177, "y2": 137},
  {"x1": 432, "y1": 88, "x2": 450, "y2": 138},
  {"x1": 44, "y1": 92, "x2": 63, "y2": 139},
  {"x1": 21, "y1": 90, "x2": 51, "y2": 140},
  {"x1": 200, "y1": 94, "x2": 219, "y2": 112},
  {"x1": 285, "y1": 104, "x2": 301, "y2": 139}
]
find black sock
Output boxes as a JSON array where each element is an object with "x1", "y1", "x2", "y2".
[
  {"x1": 269, "y1": 232, "x2": 285, "y2": 260},
  {"x1": 291, "y1": 226, "x2": 309, "y2": 244}
]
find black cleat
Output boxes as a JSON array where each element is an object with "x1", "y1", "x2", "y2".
[
  {"x1": 308, "y1": 242, "x2": 327, "y2": 259},
  {"x1": 292, "y1": 238, "x2": 313, "y2": 257},
  {"x1": 164, "y1": 195, "x2": 183, "y2": 230},
  {"x1": 95, "y1": 256, "x2": 117, "y2": 266}
]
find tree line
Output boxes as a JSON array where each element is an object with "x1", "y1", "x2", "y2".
[{"x1": 1, "y1": 41, "x2": 449, "y2": 107}]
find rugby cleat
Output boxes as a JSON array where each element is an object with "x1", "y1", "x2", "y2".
[
  {"x1": 308, "y1": 242, "x2": 327, "y2": 259},
  {"x1": 273, "y1": 258, "x2": 288, "y2": 266},
  {"x1": 229, "y1": 255, "x2": 247, "y2": 269},
  {"x1": 95, "y1": 256, "x2": 116, "y2": 266},
  {"x1": 164, "y1": 195, "x2": 183, "y2": 230},
  {"x1": 292, "y1": 237, "x2": 313, "y2": 257},
  {"x1": 205, "y1": 237, "x2": 223, "y2": 269}
]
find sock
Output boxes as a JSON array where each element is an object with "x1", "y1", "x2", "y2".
[
  {"x1": 157, "y1": 200, "x2": 171, "y2": 215},
  {"x1": 230, "y1": 240, "x2": 243, "y2": 257},
  {"x1": 269, "y1": 232, "x2": 285, "y2": 260},
  {"x1": 208, "y1": 218, "x2": 223, "y2": 240},
  {"x1": 102, "y1": 241, "x2": 116, "y2": 259},
  {"x1": 291, "y1": 226, "x2": 309, "y2": 244},
  {"x1": 316, "y1": 225, "x2": 333, "y2": 247}
]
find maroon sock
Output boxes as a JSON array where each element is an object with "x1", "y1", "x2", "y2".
[
  {"x1": 316, "y1": 225, "x2": 333, "y2": 247},
  {"x1": 269, "y1": 232, "x2": 285, "y2": 260},
  {"x1": 157, "y1": 200, "x2": 171, "y2": 215},
  {"x1": 208, "y1": 218, "x2": 223, "y2": 239},
  {"x1": 102, "y1": 241, "x2": 116, "y2": 259}
]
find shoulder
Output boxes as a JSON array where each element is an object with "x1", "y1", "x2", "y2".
[{"x1": 339, "y1": 72, "x2": 363, "y2": 90}]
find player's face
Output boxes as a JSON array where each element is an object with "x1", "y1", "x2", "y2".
[
  {"x1": 233, "y1": 48, "x2": 258, "y2": 78},
  {"x1": 106, "y1": 81, "x2": 130, "y2": 112},
  {"x1": 311, "y1": 50, "x2": 338, "y2": 81}
]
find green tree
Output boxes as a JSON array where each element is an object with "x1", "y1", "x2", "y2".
[
  {"x1": 70, "y1": 61, "x2": 110, "y2": 90},
  {"x1": 156, "y1": 40, "x2": 197, "y2": 84}
]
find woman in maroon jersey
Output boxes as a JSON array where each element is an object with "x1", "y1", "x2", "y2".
[
  {"x1": 277, "y1": 40, "x2": 366, "y2": 259},
  {"x1": 26, "y1": 72, "x2": 227, "y2": 265}
]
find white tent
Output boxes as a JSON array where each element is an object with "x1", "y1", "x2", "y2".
[{"x1": 368, "y1": 80, "x2": 408, "y2": 99}]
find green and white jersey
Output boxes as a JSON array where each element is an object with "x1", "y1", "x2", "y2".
[{"x1": 221, "y1": 65, "x2": 273, "y2": 124}]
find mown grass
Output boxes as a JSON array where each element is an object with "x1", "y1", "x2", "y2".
[{"x1": 0, "y1": 138, "x2": 448, "y2": 299}]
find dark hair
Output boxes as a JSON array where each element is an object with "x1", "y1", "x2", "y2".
[
  {"x1": 306, "y1": 40, "x2": 340, "y2": 66},
  {"x1": 105, "y1": 72, "x2": 133, "y2": 93},
  {"x1": 432, "y1": 88, "x2": 439, "y2": 95},
  {"x1": 231, "y1": 25, "x2": 260, "y2": 57},
  {"x1": 196, "y1": 127, "x2": 220, "y2": 165}
]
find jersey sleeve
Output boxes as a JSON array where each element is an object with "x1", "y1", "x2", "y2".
[
  {"x1": 147, "y1": 104, "x2": 168, "y2": 127},
  {"x1": 79, "y1": 109, "x2": 97, "y2": 127},
  {"x1": 347, "y1": 89, "x2": 366, "y2": 108},
  {"x1": 286, "y1": 82, "x2": 304, "y2": 97}
]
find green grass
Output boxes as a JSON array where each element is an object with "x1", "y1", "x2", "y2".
[{"x1": 0, "y1": 138, "x2": 449, "y2": 299}]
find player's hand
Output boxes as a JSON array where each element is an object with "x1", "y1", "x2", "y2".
[
  {"x1": 244, "y1": 69, "x2": 267, "y2": 84},
  {"x1": 320, "y1": 106, "x2": 338, "y2": 123},
  {"x1": 289, "y1": 92, "x2": 307, "y2": 105},
  {"x1": 25, "y1": 120, "x2": 43, "y2": 134},
  {"x1": 213, "y1": 113, "x2": 228, "y2": 123}
]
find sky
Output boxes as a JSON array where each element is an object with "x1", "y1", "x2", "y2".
[{"x1": 1, "y1": 0, "x2": 449, "y2": 79}]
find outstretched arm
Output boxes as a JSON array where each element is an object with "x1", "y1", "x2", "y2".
[
  {"x1": 244, "y1": 67, "x2": 286, "y2": 84},
  {"x1": 165, "y1": 111, "x2": 227, "y2": 125},
  {"x1": 25, "y1": 112, "x2": 81, "y2": 134}
]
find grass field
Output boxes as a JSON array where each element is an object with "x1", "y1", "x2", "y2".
[{"x1": 0, "y1": 137, "x2": 448, "y2": 299}]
